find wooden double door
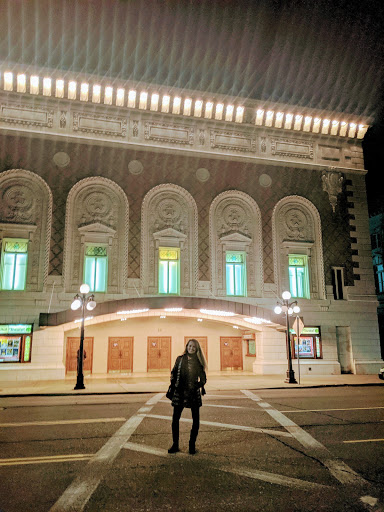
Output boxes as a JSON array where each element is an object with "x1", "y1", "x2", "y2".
[
  {"x1": 147, "y1": 337, "x2": 171, "y2": 371},
  {"x1": 220, "y1": 337, "x2": 243, "y2": 370},
  {"x1": 108, "y1": 337, "x2": 133, "y2": 373},
  {"x1": 66, "y1": 337, "x2": 94, "y2": 374}
]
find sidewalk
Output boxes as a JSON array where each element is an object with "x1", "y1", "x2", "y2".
[{"x1": 0, "y1": 372, "x2": 382, "y2": 396}]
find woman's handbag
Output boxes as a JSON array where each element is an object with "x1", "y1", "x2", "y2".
[{"x1": 166, "y1": 383, "x2": 175, "y2": 400}]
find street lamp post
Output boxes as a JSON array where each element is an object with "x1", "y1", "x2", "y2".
[
  {"x1": 71, "y1": 284, "x2": 96, "y2": 390},
  {"x1": 274, "y1": 291, "x2": 300, "y2": 384}
]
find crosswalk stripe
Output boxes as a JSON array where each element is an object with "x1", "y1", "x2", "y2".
[
  {"x1": 138, "y1": 413, "x2": 292, "y2": 438},
  {"x1": 0, "y1": 417, "x2": 126, "y2": 427},
  {"x1": 0, "y1": 454, "x2": 93, "y2": 466},
  {"x1": 343, "y1": 438, "x2": 384, "y2": 444}
]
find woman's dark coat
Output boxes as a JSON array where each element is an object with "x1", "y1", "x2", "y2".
[{"x1": 170, "y1": 353, "x2": 206, "y2": 408}]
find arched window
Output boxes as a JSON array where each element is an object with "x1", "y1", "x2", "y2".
[
  {"x1": 0, "y1": 169, "x2": 52, "y2": 292},
  {"x1": 141, "y1": 184, "x2": 198, "y2": 295},
  {"x1": 272, "y1": 196, "x2": 325, "y2": 300},
  {"x1": 63, "y1": 177, "x2": 128, "y2": 294},
  {"x1": 210, "y1": 191, "x2": 263, "y2": 297}
]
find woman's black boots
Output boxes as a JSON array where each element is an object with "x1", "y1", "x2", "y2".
[{"x1": 189, "y1": 430, "x2": 197, "y2": 454}]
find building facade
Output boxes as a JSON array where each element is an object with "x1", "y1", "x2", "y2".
[
  {"x1": 0, "y1": 65, "x2": 382, "y2": 381},
  {"x1": 369, "y1": 213, "x2": 384, "y2": 359}
]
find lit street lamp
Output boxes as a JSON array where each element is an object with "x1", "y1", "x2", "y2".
[
  {"x1": 274, "y1": 291, "x2": 300, "y2": 384},
  {"x1": 71, "y1": 284, "x2": 96, "y2": 390}
]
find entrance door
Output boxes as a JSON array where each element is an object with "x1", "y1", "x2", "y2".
[
  {"x1": 66, "y1": 337, "x2": 94, "y2": 374},
  {"x1": 108, "y1": 337, "x2": 134, "y2": 373},
  {"x1": 184, "y1": 336, "x2": 208, "y2": 362},
  {"x1": 220, "y1": 337, "x2": 243, "y2": 370},
  {"x1": 147, "y1": 337, "x2": 171, "y2": 371}
]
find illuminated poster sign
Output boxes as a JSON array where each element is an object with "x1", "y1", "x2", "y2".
[{"x1": 0, "y1": 324, "x2": 32, "y2": 335}]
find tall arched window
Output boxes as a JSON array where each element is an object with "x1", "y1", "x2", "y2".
[
  {"x1": 0, "y1": 169, "x2": 52, "y2": 292},
  {"x1": 63, "y1": 177, "x2": 128, "y2": 294},
  {"x1": 141, "y1": 184, "x2": 198, "y2": 296},
  {"x1": 209, "y1": 191, "x2": 263, "y2": 298},
  {"x1": 272, "y1": 196, "x2": 325, "y2": 300}
]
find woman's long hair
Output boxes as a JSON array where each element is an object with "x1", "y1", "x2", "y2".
[{"x1": 184, "y1": 339, "x2": 207, "y2": 370}]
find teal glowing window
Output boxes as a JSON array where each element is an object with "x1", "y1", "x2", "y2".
[
  {"x1": 158, "y1": 248, "x2": 179, "y2": 294},
  {"x1": 84, "y1": 246, "x2": 107, "y2": 292},
  {"x1": 288, "y1": 255, "x2": 309, "y2": 299},
  {"x1": 0, "y1": 240, "x2": 28, "y2": 291},
  {"x1": 226, "y1": 251, "x2": 246, "y2": 296}
]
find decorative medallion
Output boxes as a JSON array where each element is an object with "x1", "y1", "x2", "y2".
[
  {"x1": 196, "y1": 168, "x2": 210, "y2": 182},
  {"x1": 2, "y1": 185, "x2": 34, "y2": 222},
  {"x1": 158, "y1": 199, "x2": 182, "y2": 225},
  {"x1": 128, "y1": 160, "x2": 143, "y2": 175},
  {"x1": 284, "y1": 208, "x2": 307, "y2": 239},
  {"x1": 53, "y1": 151, "x2": 70, "y2": 168},
  {"x1": 84, "y1": 192, "x2": 112, "y2": 219},
  {"x1": 259, "y1": 174, "x2": 272, "y2": 188},
  {"x1": 223, "y1": 204, "x2": 246, "y2": 229}
]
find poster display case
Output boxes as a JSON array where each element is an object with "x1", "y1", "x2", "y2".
[
  {"x1": 290, "y1": 326, "x2": 322, "y2": 359},
  {"x1": 0, "y1": 324, "x2": 33, "y2": 363}
]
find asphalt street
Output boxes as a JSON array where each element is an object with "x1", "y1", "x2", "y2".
[{"x1": 0, "y1": 386, "x2": 383, "y2": 511}]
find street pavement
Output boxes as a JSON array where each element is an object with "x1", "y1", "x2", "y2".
[
  {"x1": 0, "y1": 386, "x2": 383, "y2": 511},
  {"x1": 0, "y1": 372, "x2": 382, "y2": 396}
]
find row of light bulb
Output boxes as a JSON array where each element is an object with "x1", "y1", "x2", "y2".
[
  {"x1": 274, "y1": 291, "x2": 301, "y2": 316},
  {"x1": 71, "y1": 284, "x2": 96, "y2": 311},
  {"x1": 1, "y1": 71, "x2": 367, "y2": 137}
]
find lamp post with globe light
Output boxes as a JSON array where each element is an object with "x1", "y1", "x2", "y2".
[
  {"x1": 274, "y1": 291, "x2": 300, "y2": 384},
  {"x1": 71, "y1": 284, "x2": 96, "y2": 390}
]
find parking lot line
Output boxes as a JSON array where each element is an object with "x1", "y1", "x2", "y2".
[
  {"x1": 0, "y1": 417, "x2": 126, "y2": 427},
  {"x1": 279, "y1": 407, "x2": 384, "y2": 413},
  {"x1": 139, "y1": 413, "x2": 293, "y2": 437},
  {"x1": 124, "y1": 441, "x2": 331, "y2": 491},
  {"x1": 159, "y1": 399, "x2": 244, "y2": 409}
]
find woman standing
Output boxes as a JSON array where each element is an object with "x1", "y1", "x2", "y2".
[{"x1": 168, "y1": 338, "x2": 207, "y2": 455}]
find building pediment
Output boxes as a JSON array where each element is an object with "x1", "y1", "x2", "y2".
[
  {"x1": 153, "y1": 227, "x2": 187, "y2": 248},
  {"x1": 219, "y1": 231, "x2": 252, "y2": 244},
  {"x1": 78, "y1": 222, "x2": 116, "y2": 235},
  {"x1": 78, "y1": 222, "x2": 116, "y2": 245}
]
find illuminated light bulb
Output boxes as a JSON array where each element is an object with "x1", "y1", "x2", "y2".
[
  {"x1": 357, "y1": 124, "x2": 367, "y2": 139},
  {"x1": 284, "y1": 114, "x2": 293, "y2": 129},
  {"x1": 265, "y1": 110, "x2": 274, "y2": 127},
  {"x1": 312, "y1": 117, "x2": 321, "y2": 133},
  {"x1": 55, "y1": 79, "x2": 64, "y2": 98},
  {"x1": 160, "y1": 315, "x2": 166, "y2": 319},
  {"x1": 128, "y1": 89, "x2": 136, "y2": 108},
  {"x1": 288, "y1": 307, "x2": 294, "y2": 315},
  {"x1": 173, "y1": 96, "x2": 181, "y2": 114},
  {"x1": 233, "y1": 325, "x2": 239, "y2": 329},
  {"x1": 92, "y1": 84, "x2": 101, "y2": 103},
  {"x1": 235, "y1": 106, "x2": 244, "y2": 123},
  {"x1": 205, "y1": 101, "x2": 213, "y2": 119},
  {"x1": 4, "y1": 71, "x2": 13, "y2": 91},
  {"x1": 17, "y1": 74, "x2": 26, "y2": 93},
  {"x1": 321, "y1": 119, "x2": 330, "y2": 134},
  {"x1": 139, "y1": 91, "x2": 148, "y2": 109},
  {"x1": 274, "y1": 306, "x2": 282, "y2": 315},
  {"x1": 71, "y1": 299, "x2": 82, "y2": 311},
  {"x1": 43, "y1": 77, "x2": 52, "y2": 96},
  {"x1": 303, "y1": 116, "x2": 312, "y2": 132},
  {"x1": 68, "y1": 81, "x2": 77, "y2": 100},
  {"x1": 293, "y1": 305, "x2": 300, "y2": 314},
  {"x1": 348, "y1": 123, "x2": 357, "y2": 138},
  {"x1": 183, "y1": 98, "x2": 192, "y2": 116},
  {"x1": 331, "y1": 120, "x2": 339, "y2": 135},
  {"x1": 282, "y1": 291, "x2": 291, "y2": 300},
  {"x1": 30, "y1": 75, "x2": 39, "y2": 94},
  {"x1": 215, "y1": 103, "x2": 224, "y2": 120},
  {"x1": 80, "y1": 83, "x2": 89, "y2": 101},
  {"x1": 339, "y1": 121, "x2": 348, "y2": 136},
  {"x1": 116, "y1": 88, "x2": 125, "y2": 106},
  {"x1": 164, "y1": 308, "x2": 183, "y2": 312},
  {"x1": 197, "y1": 318, "x2": 203, "y2": 322},
  {"x1": 275, "y1": 112, "x2": 284, "y2": 128},
  {"x1": 225, "y1": 104, "x2": 234, "y2": 121},
  {"x1": 194, "y1": 100, "x2": 203, "y2": 117},
  {"x1": 161, "y1": 95, "x2": 170, "y2": 113},
  {"x1": 294, "y1": 115, "x2": 303, "y2": 130},
  {"x1": 86, "y1": 300, "x2": 96, "y2": 311},
  {"x1": 150, "y1": 93, "x2": 159, "y2": 111},
  {"x1": 104, "y1": 86, "x2": 113, "y2": 105},
  {"x1": 255, "y1": 108, "x2": 264, "y2": 126},
  {"x1": 80, "y1": 283, "x2": 90, "y2": 294},
  {"x1": 116, "y1": 309, "x2": 149, "y2": 315}
]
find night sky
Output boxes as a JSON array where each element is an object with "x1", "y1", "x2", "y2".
[{"x1": 1, "y1": 0, "x2": 384, "y2": 211}]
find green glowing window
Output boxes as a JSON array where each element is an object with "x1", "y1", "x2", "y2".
[
  {"x1": 84, "y1": 245, "x2": 108, "y2": 292},
  {"x1": 226, "y1": 251, "x2": 246, "y2": 296},
  {"x1": 0, "y1": 239, "x2": 28, "y2": 291},
  {"x1": 288, "y1": 255, "x2": 310, "y2": 298},
  {"x1": 24, "y1": 336, "x2": 31, "y2": 362},
  {"x1": 159, "y1": 248, "x2": 180, "y2": 294}
]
